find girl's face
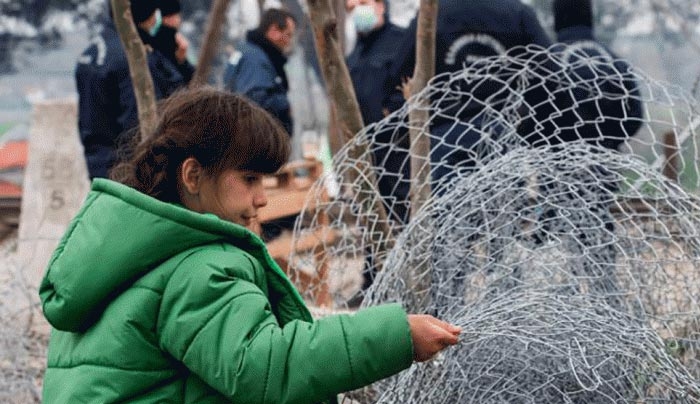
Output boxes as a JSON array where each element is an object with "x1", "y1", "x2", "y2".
[{"x1": 194, "y1": 168, "x2": 268, "y2": 228}]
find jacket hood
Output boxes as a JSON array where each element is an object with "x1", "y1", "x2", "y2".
[{"x1": 39, "y1": 178, "x2": 269, "y2": 332}]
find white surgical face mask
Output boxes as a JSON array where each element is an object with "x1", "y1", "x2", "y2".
[
  {"x1": 352, "y1": 4, "x2": 378, "y2": 34},
  {"x1": 149, "y1": 10, "x2": 162, "y2": 37}
]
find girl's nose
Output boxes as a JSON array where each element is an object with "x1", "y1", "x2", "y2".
[{"x1": 255, "y1": 190, "x2": 268, "y2": 208}]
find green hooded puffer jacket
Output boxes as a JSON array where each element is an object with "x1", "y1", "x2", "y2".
[{"x1": 39, "y1": 179, "x2": 413, "y2": 403}]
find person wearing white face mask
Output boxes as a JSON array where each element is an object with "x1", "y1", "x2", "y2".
[
  {"x1": 350, "y1": 1, "x2": 380, "y2": 34},
  {"x1": 345, "y1": 0, "x2": 412, "y2": 307}
]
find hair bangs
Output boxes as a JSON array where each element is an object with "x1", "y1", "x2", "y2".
[{"x1": 219, "y1": 95, "x2": 291, "y2": 175}]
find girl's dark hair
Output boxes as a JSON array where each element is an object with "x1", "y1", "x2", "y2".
[{"x1": 110, "y1": 86, "x2": 291, "y2": 203}]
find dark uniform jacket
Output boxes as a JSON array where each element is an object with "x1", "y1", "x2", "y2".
[
  {"x1": 223, "y1": 30, "x2": 293, "y2": 136},
  {"x1": 149, "y1": 24, "x2": 195, "y2": 83},
  {"x1": 347, "y1": 22, "x2": 406, "y2": 127},
  {"x1": 391, "y1": 0, "x2": 551, "y2": 85},
  {"x1": 389, "y1": 0, "x2": 553, "y2": 190},
  {"x1": 75, "y1": 19, "x2": 191, "y2": 179}
]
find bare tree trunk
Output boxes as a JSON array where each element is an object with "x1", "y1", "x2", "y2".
[
  {"x1": 406, "y1": 0, "x2": 437, "y2": 298},
  {"x1": 111, "y1": 0, "x2": 158, "y2": 141},
  {"x1": 409, "y1": 0, "x2": 437, "y2": 219},
  {"x1": 327, "y1": 103, "x2": 344, "y2": 163},
  {"x1": 334, "y1": 0, "x2": 346, "y2": 58},
  {"x1": 306, "y1": 0, "x2": 394, "y2": 267},
  {"x1": 191, "y1": 0, "x2": 232, "y2": 87},
  {"x1": 327, "y1": 0, "x2": 347, "y2": 158},
  {"x1": 307, "y1": 0, "x2": 363, "y2": 143}
]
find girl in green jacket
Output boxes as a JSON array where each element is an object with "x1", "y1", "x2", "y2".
[{"x1": 39, "y1": 86, "x2": 460, "y2": 403}]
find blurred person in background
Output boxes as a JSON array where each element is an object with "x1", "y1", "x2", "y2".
[
  {"x1": 223, "y1": 8, "x2": 297, "y2": 137},
  {"x1": 223, "y1": 7, "x2": 298, "y2": 242},
  {"x1": 544, "y1": 0, "x2": 643, "y2": 149},
  {"x1": 149, "y1": 0, "x2": 195, "y2": 82},
  {"x1": 389, "y1": 0, "x2": 553, "y2": 193},
  {"x1": 523, "y1": 0, "x2": 644, "y2": 285},
  {"x1": 345, "y1": 0, "x2": 412, "y2": 305},
  {"x1": 75, "y1": 0, "x2": 191, "y2": 179}
]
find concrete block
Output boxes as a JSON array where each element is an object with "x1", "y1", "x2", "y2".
[{"x1": 18, "y1": 99, "x2": 89, "y2": 291}]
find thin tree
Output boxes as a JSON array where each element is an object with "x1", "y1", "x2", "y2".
[
  {"x1": 306, "y1": 0, "x2": 394, "y2": 266},
  {"x1": 408, "y1": 0, "x2": 437, "y2": 218},
  {"x1": 401, "y1": 0, "x2": 438, "y2": 305},
  {"x1": 110, "y1": 0, "x2": 158, "y2": 140},
  {"x1": 326, "y1": 0, "x2": 349, "y2": 158}
]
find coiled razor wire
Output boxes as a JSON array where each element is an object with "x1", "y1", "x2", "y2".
[
  {"x1": 0, "y1": 234, "x2": 45, "y2": 403},
  {"x1": 286, "y1": 45, "x2": 700, "y2": 402}
]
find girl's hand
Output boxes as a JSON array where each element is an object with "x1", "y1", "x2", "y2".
[{"x1": 408, "y1": 314, "x2": 461, "y2": 362}]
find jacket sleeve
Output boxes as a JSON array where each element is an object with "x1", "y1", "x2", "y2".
[
  {"x1": 387, "y1": 16, "x2": 418, "y2": 97},
  {"x1": 115, "y1": 67, "x2": 140, "y2": 138},
  {"x1": 157, "y1": 251, "x2": 413, "y2": 404}
]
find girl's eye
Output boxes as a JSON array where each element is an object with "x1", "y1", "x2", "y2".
[{"x1": 245, "y1": 175, "x2": 260, "y2": 184}]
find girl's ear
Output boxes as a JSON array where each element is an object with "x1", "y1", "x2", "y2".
[{"x1": 180, "y1": 157, "x2": 203, "y2": 195}]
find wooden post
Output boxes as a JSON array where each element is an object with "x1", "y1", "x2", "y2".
[
  {"x1": 191, "y1": 0, "x2": 232, "y2": 87},
  {"x1": 110, "y1": 0, "x2": 158, "y2": 140},
  {"x1": 662, "y1": 130, "x2": 680, "y2": 183},
  {"x1": 334, "y1": 0, "x2": 346, "y2": 57},
  {"x1": 306, "y1": 0, "x2": 394, "y2": 267}
]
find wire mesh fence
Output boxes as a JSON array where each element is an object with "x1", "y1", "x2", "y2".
[
  {"x1": 289, "y1": 45, "x2": 700, "y2": 402},
  {"x1": 351, "y1": 145, "x2": 700, "y2": 401},
  {"x1": 291, "y1": 44, "x2": 700, "y2": 305}
]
